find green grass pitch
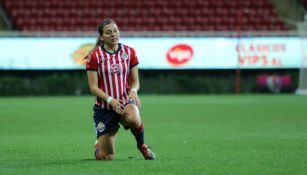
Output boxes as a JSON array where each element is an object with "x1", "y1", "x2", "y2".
[{"x1": 0, "y1": 95, "x2": 307, "y2": 175}]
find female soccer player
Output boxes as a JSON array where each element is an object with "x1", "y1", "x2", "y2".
[{"x1": 86, "y1": 19, "x2": 156, "y2": 160}]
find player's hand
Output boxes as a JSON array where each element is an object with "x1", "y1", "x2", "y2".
[
  {"x1": 110, "y1": 99, "x2": 124, "y2": 115},
  {"x1": 128, "y1": 90, "x2": 141, "y2": 107}
]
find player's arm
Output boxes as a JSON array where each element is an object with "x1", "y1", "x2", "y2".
[
  {"x1": 87, "y1": 71, "x2": 124, "y2": 113},
  {"x1": 87, "y1": 71, "x2": 109, "y2": 100},
  {"x1": 128, "y1": 66, "x2": 141, "y2": 107}
]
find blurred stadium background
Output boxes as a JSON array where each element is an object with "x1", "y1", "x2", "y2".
[
  {"x1": 0, "y1": 0, "x2": 307, "y2": 95},
  {"x1": 1, "y1": 1, "x2": 307, "y2": 175}
]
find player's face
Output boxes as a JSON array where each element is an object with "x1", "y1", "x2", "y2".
[{"x1": 101, "y1": 23, "x2": 120, "y2": 47}]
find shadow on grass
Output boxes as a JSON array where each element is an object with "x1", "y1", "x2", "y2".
[
  {"x1": 42, "y1": 157, "x2": 141, "y2": 165},
  {"x1": 0, "y1": 157, "x2": 148, "y2": 170}
]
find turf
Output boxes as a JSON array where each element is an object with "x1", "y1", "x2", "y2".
[{"x1": 0, "y1": 95, "x2": 307, "y2": 175}]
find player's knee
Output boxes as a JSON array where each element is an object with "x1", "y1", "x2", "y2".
[
  {"x1": 123, "y1": 112, "x2": 140, "y2": 128},
  {"x1": 122, "y1": 111, "x2": 133, "y2": 121}
]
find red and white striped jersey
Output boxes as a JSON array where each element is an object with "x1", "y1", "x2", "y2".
[{"x1": 86, "y1": 43, "x2": 139, "y2": 109}]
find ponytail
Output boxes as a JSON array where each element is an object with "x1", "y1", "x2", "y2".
[
  {"x1": 84, "y1": 36, "x2": 103, "y2": 60},
  {"x1": 95, "y1": 36, "x2": 104, "y2": 46}
]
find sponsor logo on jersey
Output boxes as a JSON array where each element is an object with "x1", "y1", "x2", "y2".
[
  {"x1": 110, "y1": 64, "x2": 120, "y2": 74},
  {"x1": 166, "y1": 44, "x2": 194, "y2": 67}
]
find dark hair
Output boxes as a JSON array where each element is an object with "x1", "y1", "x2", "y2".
[
  {"x1": 97, "y1": 19, "x2": 116, "y2": 35},
  {"x1": 95, "y1": 19, "x2": 116, "y2": 46},
  {"x1": 84, "y1": 19, "x2": 117, "y2": 59},
  {"x1": 94, "y1": 37, "x2": 102, "y2": 46}
]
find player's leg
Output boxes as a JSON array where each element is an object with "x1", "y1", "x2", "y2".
[
  {"x1": 122, "y1": 102, "x2": 156, "y2": 160},
  {"x1": 95, "y1": 127, "x2": 118, "y2": 160},
  {"x1": 122, "y1": 104, "x2": 141, "y2": 129},
  {"x1": 93, "y1": 108, "x2": 120, "y2": 160}
]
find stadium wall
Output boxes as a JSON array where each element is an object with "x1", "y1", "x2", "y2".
[
  {"x1": 0, "y1": 31, "x2": 305, "y2": 95},
  {"x1": 0, "y1": 68, "x2": 298, "y2": 96}
]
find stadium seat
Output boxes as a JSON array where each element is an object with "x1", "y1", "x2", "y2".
[{"x1": 0, "y1": 0, "x2": 288, "y2": 32}]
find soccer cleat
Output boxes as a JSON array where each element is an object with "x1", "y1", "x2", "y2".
[
  {"x1": 138, "y1": 144, "x2": 156, "y2": 160},
  {"x1": 94, "y1": 140, "x2": 101, "y2": 160}
]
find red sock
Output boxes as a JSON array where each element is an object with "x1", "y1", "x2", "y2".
[{"x1": 131, "y1": 122, "x2": 145, "y2": 147}]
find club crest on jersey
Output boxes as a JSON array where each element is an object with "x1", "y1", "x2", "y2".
[
  {"x1": 110, "y1": 64, "x2": 120, "y2": 74},
  {"x1": 121, "y1": 52, "x2": 128, "y2": 60},
  {"x1": 96, "y1": 122, "x2": 105, "y2": 132}
]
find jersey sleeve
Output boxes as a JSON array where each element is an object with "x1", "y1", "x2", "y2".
[
  {"x1": 130, "y1": 48, "x2": 139, "y2": 68},
  {"x1": 86, "y1": 51, "x2": 98, "y2": 71}
]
